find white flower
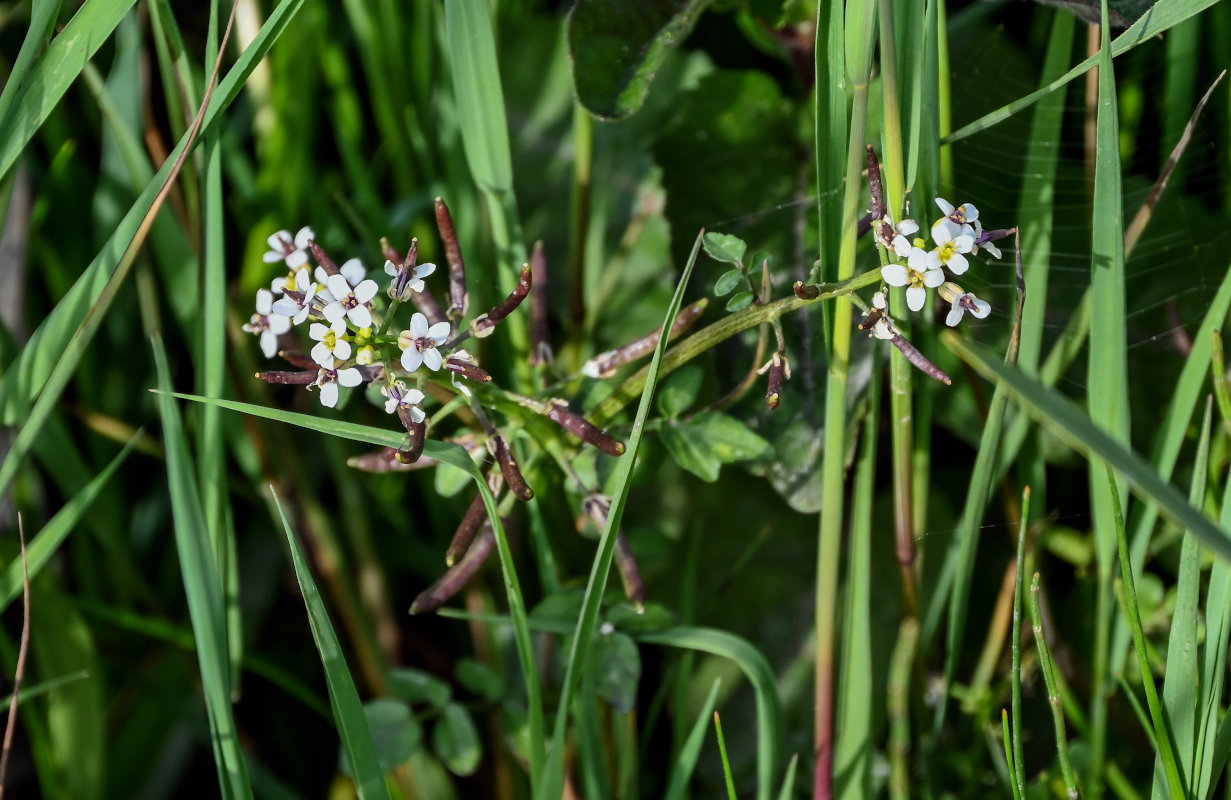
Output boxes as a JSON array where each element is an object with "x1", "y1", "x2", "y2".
[
  {"x1": 271, "y1": 268, "x2": 318, "y2": 324},
  {"x1": 381, "y1": 381, "x2": 426, "y2": 422},
  {"x1": 875, "y1": 216, "x2": 920, "y2": 259},
  {"x1": 385, "y1": 259, "x2": 437, "y2": 300},
  {"x1": 322, "y1": 273, "x2": 379, "y2": 329},
  {"x1": 928, "y1": 223, "x2": 975, "y2": 276},
  {"x1": 872, "y1": 290, "x2": 887, "y2": 310},
  {"x1": 870, "y1": 318, "x2": 895, "y2": 340},
  {"x1": 976, "y1": 239, "x2": 1003, "y2": 260},
  {"x1": 314, "y1": 364, "x2": 362, "y2": 408},
  {"x1": 309, "y1": 319, "x2": 352, "y2": 366},
  {"x1": 933, "y1": 198, "x2": 982, "y2": 240},
  {"x1": 940, "y1": 282, "x2": 991, "y2": 326},
  {"x1": 241, "y1": 288, "x2": 291, "y2": 358},
  {"x1": 399, "y1": 312, "x2": 451, "y2": 372},
  {"x1": 263, "y1": 227, "x2": 314, "y2": 268},
  {"x1": 882, "y1": 259, "x2": 944, "y2": 312},
  {"x1": 447, "y1": 349, "x2": 477, "y2": 397}
]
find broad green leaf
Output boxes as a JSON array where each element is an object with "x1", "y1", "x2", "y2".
[
  {"x1": 592, "y1": 631, "x2": 641, "y2": 713},
  {"x1": 657, "y1": 364, "x2": 704, "y2": 419},
  {"x1": 689, "y1": 412, "x2": 771, "y2": 463},
  {"x1": 568, "y1": 0, "x2": 712, "y2": 120},
  {"x1": 456, "y1": 658, "x2": 504, "y2": 703},
  {"x1": 702, "y1": 233, "x2": 748, "y2": 268},
  {"x1": 274, "y1": 491, "x2": 391, "y2": 800},
  {"x1": 338, "y1": 700, "x2": 421, "y2": 776},
  {"x1": 432, "y1": 703, "x2": 482, "y2": 777},
  {"x1": 387, "y1": 668, "x2": 452, "y2": 711},
  {"x1": 660, "y1": 420, "x2": 722, "y2": 482},
  {"x1": 713, "y1": 268, "x2": 744, "y2": 297},
  {"x1": 942, "y1": 333, "x2": 1231, "y2": 561}
]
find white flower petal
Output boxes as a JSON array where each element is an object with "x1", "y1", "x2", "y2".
[
  {"x1": 319, "y1": 382, "x2": 339, "y2": 408},
  {"x1": 898, "y1": 219, "x2": 919, "y2": 236},
  {"x1": 315, "y1": 266, "x2": 331, "y2": 285},
  {"x1": 892, "y1": 236, "x2": 913, "y2": 259},
  {"x1": 268, "y1": 315, "x2": 292, "y2": 334},
  {"x1": 309, "y1": 322, "x2": 329, "y2": 340},
  {"x1": 384, "y1": 259, "x2": 399, "y2": 277},
  {"x1": 347, "y1": 305, "x2": 372, "y2": 329},
  {"x1": 952, "y1": 234, "x2": 974, "y2": 252},
  {"x1": 326, "y1": 274, "x2": 351, "y2": 300},
  {"x1": 401, "y1": 347, "x2": 423, "y2": 372},
  {"x1": 935, "y1": 198, "x2": 955, "y2": 216},
  {"x1": 906, "y1": 286, "x2": 926, "y2": 312},
  {"x1": 259, "y1": 330, "x2": 278, "y2": 358},
  {"x1": 272, "y1": 297, "x2": 299, "y2": 317},
  {"x1": 912, "y1": 249, "x2": 934, "y2": 272},
  {"x1": 337, "y1": 367, "x2": 362, "y2": 388},
  {"x1": 294, "y1": 226, "x2": 315, "y2": 248},
  {"x1": 311, "y1": 342, "x2": 333, "y2": 366},
  {"x1": 407, "y1": 406, "x2": 426, "y2": 424},
  {"x1": 340, "y1": 258, "x2": 365, "y2": 286},
  {"x1": 882, "y1": 264, "x2": 909, "y2": 287},
  {"x1": 415, "y1": 262, "x2": 437, "y2": 279},
  {"x1": 404, "y1": 389, "x2": 425, "y2": 404},
  {"x1": 353, "y1": 279, "x2": 378, "y2": 304},
  {"x1": 322, "y1": 302, "x2": 346, "y2": 324},
  {"x1": 924, "y1": 268, "x2": 946, "y2": 288},
  {"x1": 946, "y1": 305, "x2": 963, "y2": 327},
  {"x1": 293, "y1": 307, "x2": 310, "y2": 325},
  {"x1": 406, "y1": 278, "x2": 426, "y2": 294},
  {"x1": 255, "y1": 289, "x2": 273, "y2": 315},
  {"x1": 947, "y1": 253, "x2": 969, "y2": 275},
  {"x1": 286, "y1": 250, "x2": 308, "y2": 268},
  {"x1": 268, "y1": 231, "x2": 290, "y2": 250},
  {"x1": 931, "y1": 223, "x2": 953, "y2": 246},
  {"x1": 410, "y1": 312, "x2": 429, "y2": 338},
  {"x1": 423, "y1": 348, "x2": 443, "y2": 371},
  {"x1": 982, "y1": 241, "x2": 1002, "y2": 260},
  {"x1": 334, "y1": 340, "x2": 353, "y2": 361},
  {"x1": 961, "y1": 204, "x2": 979, "y2": 222},
  {"x1": 427, "y1": 321, "x2": 451, "y2": 342},
  {"x1": 872, "y1": 291, "x2": 886, "y2": 310},
  {"x1": 263, "y1": 251, "x2": 284, "y2": 264},
  {"x1": 971, "y1": 298, "x2": 991, "y2": 318}
]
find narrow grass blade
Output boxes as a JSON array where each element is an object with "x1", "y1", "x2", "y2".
[
  {"x1": 715, "y1": 712, "x2": 738, "y2": 800},
  {"x1": 0, "y1": 670, "x2": 89, "y2": 713},
  {"x1": 0, "y1": 0, "x2": 62, "y2": 128},
  {"x1": 0, "y1": 434, "x2": 137, "y2": 612},
  {"x1": 1195, "y1": 473, "x2": 1231, "y2": 797},
  {"x1": 444, "y1": 0, "x2": 512, "y2": 194},
  {"x1": 663, "y1": 679, "x2": 722, "y2": 800},
  {"x1": 1030, "y1": 573, "x2": 1079, "y2": 797},
  {"x1": 941, "y1": 333, "x2": 1231, "y2": 561},
  {"x1": 776, "y1": 754, "x2": 799, "y2": 800},
  {"x1": 1151, "y1": 398, "x2": 1211, "y2": 794},
  {"x1": 1011, "y1": 487, "x2": 1030, "y2": 797},
  {"x1": 271, "y1": 491, "x2": 391, "y2": 800},
  {"x1": 946, "y1": 0, "x2": 1222, "y2": 143},
  {"x1": 1001, "y1": 711, "x2": 1020, "y2": 800},
  {"x1": 0, "y1": 0, "x2": 139, "y2": 182},
  {"x1": 152, "y1": 335, "x2": 251, "y2": 800},
  {"x1": 539, "y1": 232, "x2": 703, "y2": 800}
]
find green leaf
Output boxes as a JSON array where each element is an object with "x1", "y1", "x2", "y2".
[
  {"x1": 702, "y1": 233, "x2": 748, "y2": 268},
  {"x1": 663, "y1": 679, "x2": 722, "y2": 800},
  {"x1": 713, "y1": 268, "x2": 744, "y2": 297},
  {"x1": 725, "y1": 291, "x2": 755, "y2": 312},
  {"x1": 432, "y1": 703, "x2": 482, "y2": 777},
  {"x1": 339, "y1": 700, "x2": 421, "y2": 776},
  {"x1": 387, "y1": 668, "x2": 452, "y2": 711},
  {"x1": 444, "y1": 0, "x2": 512, "y2": 192},
  {"x1": 660, "y1": 420, "x2": 721, "y2": 482},
  {"x1": 657, "y1": 364, "x2": 704, "y2": 419},
  {"x1": 591, "y1": 632, "x2": 641, "y2": 713},
  {"x1": 689, "y1": 412, "x2": 771, "y2": 463},
  {"x1": 568, "y1": 0, "x2": 712, "y2": 120},
  {"x1": 605, "y1": 602, "x2": 676, "y2": 634},
  {"x1": 456, "y1": 658, "x2": 504, "y2": 703}
]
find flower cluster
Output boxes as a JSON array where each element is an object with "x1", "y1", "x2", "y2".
[
  {"x1": 873, "y1": 197, "x2": 1001, "y2": 325},
  {"x1": 241, "y1": 225, "x2": 500, "y2": 435}
]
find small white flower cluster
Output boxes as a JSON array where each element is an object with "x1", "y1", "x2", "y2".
[
  {"x1": 241, "y1": 226, "x2": 476, "y2": 414},
  {"x1": 874, "y1": 198, "x2": 996, "y2": 326}
]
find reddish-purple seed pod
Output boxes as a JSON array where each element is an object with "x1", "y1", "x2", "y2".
[
  {"x1": 546, "y1": 401, "x2": 625, "y2": 456},
  {"x1": 255, "y1": 369, "x2": 317, "y2": 385},
  {"x1": 471, "y1": 265, "x2": 532, "y2": 339},
  {"x1": 310, "y1": 241, "x2": 339, "y2": 276},
  {"x1": 614, "y1": 530, "x2": 646, "y2": 610},
  {"x1": 435, "y1": 197, "x2": 468, "y2": 320},
  {"x1": 380, "y1": 237, "x2": 403, "y2": 266},
  {"x1": 866, "y1": 145, "x2": 885, "y2": 222},
  {"x1": 889, "y1": 332, "x2": 952, "y2": 385},
  {"x1": 489, "y1": 434, "x2": 533, "y2": 501},
  {"x1": 277, "y1": 350, "x2": 319, "y2": 370},
  {"x1": 348, "y1": 448, "x2": 439, "y2": 472},
  {"x1": 528, "y1": 240, "x2": 553, "y2": 366},
  {"x1": 766, "y1": 352, "x2": 786, "y2": 410},
  {"x1": 444, "y1": 358, "x2": 492, "y2": 384},
  {"x1": 446, "y1": 491, "x2": 492, "y2": 567},
  {"x1": 582, "y1": 299, "x2": 707, "y2": 378},
  {"x1": 396, "y1": 419, "x2": 427, "y2": 464},
  {"x1": 410, "y1": 523, "x2": 496, "y2": 614}
]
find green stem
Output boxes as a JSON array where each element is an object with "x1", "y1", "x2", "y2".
[
  {"x1": 888, "y1": 618, "x2": 919, "y2": 800},
  {"x1": 1030, "y1": 573, "x2": 1080, "y2": 798},
  {"x1": 1011, "y1": 487, "x2": 1030, "y2": 796}
]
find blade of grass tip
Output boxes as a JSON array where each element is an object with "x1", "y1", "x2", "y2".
[
  {"x1": 663, "y1": 679, "x2": 722, "y2": 800},
  {"x1": 1001, "y1": 711, "x2": 1020, "y2": 800},
  {"x1": 152, "y1": 335, "x2": 251, "y2": 799},
  {"x1": 1151, "y1": 397, "x2": 1212, "y2": 794},
  {"x1": 0, "y1": 516, "x2": 31, "y2": 795},
  {"x1": 270, "y1": 490, "x2": 392, "y2": 800},
  {"x1": 941, "y1": 334, "x2": 1231, "y2": 561},
  {"x1": 934, "y1": 230, "x2": 1026, "y2": 733},
  {"x1": 0, "y1": 434, "x2": 138, "y2": 612},
  {"x1": 887, "y1": 618, "x2": 919, "y2": 800},
  {"x1": 540, "y1": 231, "x2": 703, "y2": 800},
  {"x1": 776, "y1": 755, "x2": 799, "y2": 800},
  {"x1": 1212, "y1": 331, "x2": 1231, "y2": 434},
  {"x1": 835, "y1": 352, "x2": 879, "y2": 800},
  {"x1": 815, "y1": 0, "x2": 848, "y2": 286},
  {"x1": 0, "y1": 0, "x2": 60, "y2": 129},
  {"x1": 637, "y1": 625, "x2": 783, "y2": 800},
  {"x1": 715, "y1": 712, "x2": 739, "y2": 800},
  {"x1": 1107, "y1": 468, "x2": 1185, "y2": 798},
  {"x1": 1194, "y1": 467, "x2": 1231, "y2": 798},
  {"x1": 0, "y1": 670, "x2": 90, "y2": 714},
  {"x1": 1011, "y1": 487, "x2": 1031, "y2": 797},
  {"x1": 945, "y1": 0, "x2": 1223, "y2": 144},
  {"x1": 1030, "y1": 572, "x2": 1080, "y2": 798},
  {"x1": 1115, "y1": 674, "x2": 1157, "y2": 750},
  {"x1": 0, "y1": 0, "x2": 286, "y2": 503},
  {"x1": 0, "y1": 0, "x2": 138, "y2": 182}
]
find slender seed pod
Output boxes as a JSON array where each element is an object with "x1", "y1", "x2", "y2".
[
  {"x1": 435, "y1": 197, "x2": 468, "y2": 320},
  {"x1": 444, "y1": 358, "x2": 493, "y2": 384},
  {"x1": 255, "y1": 369, "x2": 317, "y2": 385},
  {"x1": 446, "y1": 489, "x2": 496, "y2": 567},
  {"x1": 614, "y1": 530, "x2": 646, "y2": 610},
  {"x1": 765, "y1": 349, "x2": 788, "y2": 410},
  {"x1": 546, "y1": 400, "x2": 625, "y2": 456},
  {"x1": 348, "y1": 448, "x2": 439, "y2": 472},
  {"x1": 471, "y1": 264, "x2": 532, "y2": 338},
  {"x1": 581, "y1": 298, "x2": 707, "y2": 378},
  {"x1": 380, "y1": 237, "x2": 403, "y2": 266},
  {"x1": 888, "y1": 331, "x2": 952, "y2": 385},
  {"x1": 310, "y1": 242, "x2": 339, "y2": 276},
  {"x1": 866, "y1": 145, "x2": 886, "y2": 222},
  {"x1": 489, "y1": 434, "x2": 533, "y2": 501},
  {"x1": 396, "y1": 418, "x2": 427, "y2": 464},
  {"x1": 528, "y1": 240, "x2": 553, "y2": 365},
  {"x1": 277, "y1": 350, "x2": 319, "y2": 370},
  {"x1": 410, "y1": 523, "x2": 496, "y2": 614}
]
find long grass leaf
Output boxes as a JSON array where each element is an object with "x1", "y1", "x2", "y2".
[
  {"x1": 271, "y1": 491, "x2": 392, "y2": 800},
  {"x1": 443, "y1": 0, "x2": 512, "y2": 194},
  {"x1": 540, "y1": 231, "x2": 703, "y2": 800},
  {"x1": 946, "y1": 0, "x2": 1222, "y2": 143},
  {"x1": 663, "y1": 679, "x2": 722, "y2": 800},
  {"x1": 941, "y1": 333, "x2": 1231, "y2": 560},
  {"x1": 0, "y1": 0, "x2": 62, "y2": 129},
  {"x1": 1195, "y1": 474, "x2": 1231, "y2": 798}
]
